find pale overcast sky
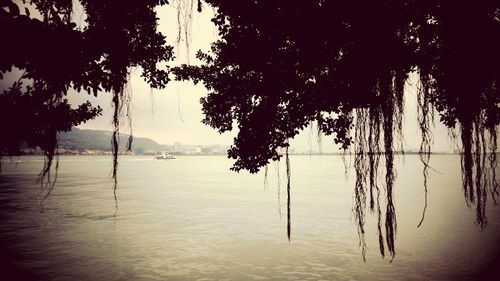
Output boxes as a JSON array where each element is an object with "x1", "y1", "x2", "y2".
[
  {"x1": 2, "y1": 3, "x2": 459, "y2": 153},
  {"x1": 68, "y1": 4, "x2": 236, "y2": 147}
]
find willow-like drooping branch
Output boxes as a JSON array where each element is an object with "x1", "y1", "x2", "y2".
[
  {"x1": 286, "y1": 147, "x2": 291, "y2": 241},
  {"x1": 351, "y1": 72, "x2": 405, "y2": 261},
  {"x1": 459, "y1": 115, "x2": 498, "y2": 229},
  {"x1": 416, "y1": 73, "x2": 434, "y2": 227},
  {"x1": 110, "y1": 74, "x2": 134, "y2": 209},
  {"x1": 354, "y1": 108, "x2": 368, "y2": 261},
  {"x1": 172, "y1": 0, "x2": 196, "y2": 64}
]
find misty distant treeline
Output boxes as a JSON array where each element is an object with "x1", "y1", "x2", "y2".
[{"x1": 56, "y1": 128, "x2": 168, "y2": 153}]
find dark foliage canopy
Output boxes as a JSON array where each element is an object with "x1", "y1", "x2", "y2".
[
  {"x1": 174, "y1": 0, "x2": 500, "y2": 259},
  {"x1": 1, "y1": 0, "x2": 173, "y2": 180},
  {"x1": 175, "y1": 0, "x2": 499, "y2": 173}
]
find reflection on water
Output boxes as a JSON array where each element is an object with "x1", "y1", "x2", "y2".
[{"x1": 0, "y1": 155, "x2": 499, "y2": 280}]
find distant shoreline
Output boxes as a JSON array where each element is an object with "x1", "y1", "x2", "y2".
[{"x1": 3, "y1": 151, "x2": 491, "y2": 157}]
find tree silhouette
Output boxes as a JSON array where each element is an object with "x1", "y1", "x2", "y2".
[
  {"x1": 174, "y1": 0, "x2": 500, "y2": 259},
  {"x1": 0, "y1": 0, "x2": 173, "y2": 191}
]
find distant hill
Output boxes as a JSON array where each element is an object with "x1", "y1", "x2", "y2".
[{"x1": 57, "y1": 128, "x2": 169, "y2": 153}]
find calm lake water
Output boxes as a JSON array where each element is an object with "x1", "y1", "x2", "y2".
[{"x1": 0, "y1": 155, "x2": 499, "y2": 280}]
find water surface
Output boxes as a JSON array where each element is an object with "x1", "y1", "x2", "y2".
[{"x1": 0, "y1": 155, "x2": 499, "y2": 280}]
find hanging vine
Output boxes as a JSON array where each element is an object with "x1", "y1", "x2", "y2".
[{"x1": 171, "y1": 0, "x2": 196, "y2": 64}]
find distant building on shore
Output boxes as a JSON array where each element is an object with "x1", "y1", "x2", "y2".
[{"x1": 174, "y1": 142, "x2": 182, "y2": 153}]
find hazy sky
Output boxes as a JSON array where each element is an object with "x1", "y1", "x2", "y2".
[
  {"x1": 2, "y1": 3, "x2": 459, "y2": 152},
  {"x1": 68, "y1": 5, "x2": 235, "y2": 146}
]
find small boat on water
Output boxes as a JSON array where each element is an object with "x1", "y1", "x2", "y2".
[{"x1": 154, "y1": 153, "x2": 176, "y2": 160}]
